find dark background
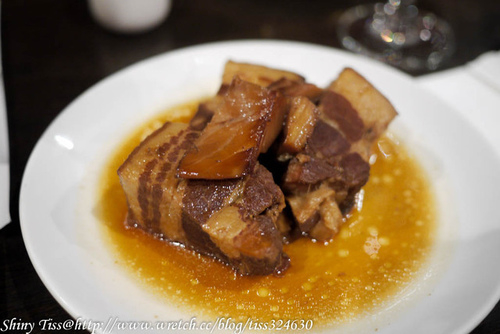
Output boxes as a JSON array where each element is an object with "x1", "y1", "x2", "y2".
[{"x1": 1, "y1": 0, "x2": 499, "y2": 333}]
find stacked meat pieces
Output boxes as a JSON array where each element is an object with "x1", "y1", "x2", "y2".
[{"x1": 118, "y1": 61, "x2": 397, "y2": 276}]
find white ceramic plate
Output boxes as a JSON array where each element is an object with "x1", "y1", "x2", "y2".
[{"x1": 20, "y1": 40, "x2": 500, "y2": 334}]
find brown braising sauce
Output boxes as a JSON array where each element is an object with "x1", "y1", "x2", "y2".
[{"x1": 98, "y1": 102, "x2": 436, "y2": 328}]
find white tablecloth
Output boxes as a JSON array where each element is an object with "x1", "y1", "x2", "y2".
[{"x1": 417, "y1": 51, "x2": 500, "y2": 154}]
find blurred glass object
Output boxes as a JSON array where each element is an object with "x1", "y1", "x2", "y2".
[
  {"x1": 337, "y1": 0, "x2": 455, "y2": 72},
  {"x1": 88, "y1": 0, "x2": 172, "y2": 34}
]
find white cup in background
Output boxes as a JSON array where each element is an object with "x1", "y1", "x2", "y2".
[{"x1": 88, "y1": 0, "x2": 172, "y2": 34}]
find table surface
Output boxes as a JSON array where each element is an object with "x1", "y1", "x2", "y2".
[{"x1": 1, "y1": 0, "x2": 499, "y2": 333}]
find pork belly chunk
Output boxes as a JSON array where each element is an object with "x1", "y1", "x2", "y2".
[
  {"x1": 118, "y1": 122, "x2": 197, "y2": 243},
  {"x1": 278, "y1": 96, "x2": 319, "y2": 158},
  {"x1": 326, "y1": 68, "x2": 398, "y2": 160},
  {"x1": 278, "y1": 68, "x2": 397, "y2": 242},
  {"x1": 282, "y1": 121, "x2": 370, "y2": 241},
  {"x1": 221, "y1": 61, "x2": 305, "y2": 87},
  {"x1": 182, "y1": 163, "x2": 288, "y2": 275},
  {"x1": 118, "y1": 121, "x2": 288, "y2": 276},
  {"x1": 178, "y1": 77, "x2": 287, "y2": 179}
]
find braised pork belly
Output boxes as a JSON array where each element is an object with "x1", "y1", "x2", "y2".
[
  {"x1": 177, "y1": 77, "x2": 287, "y2": 179},
  {"x1": 276, "y1": 69, "x2": 397, "y2": 241},
  {"x1": 118, "y1": 62, "x2": 397, "y2": 275}
]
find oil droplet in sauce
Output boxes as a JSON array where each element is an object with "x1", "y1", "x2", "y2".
[{"x1": 97, "y1": 102, "x2": 437, "y2": 328}]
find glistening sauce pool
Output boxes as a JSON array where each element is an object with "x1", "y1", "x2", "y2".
[{"x1": 98, "y1": 103, "x2": 436, "y2": 328}]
